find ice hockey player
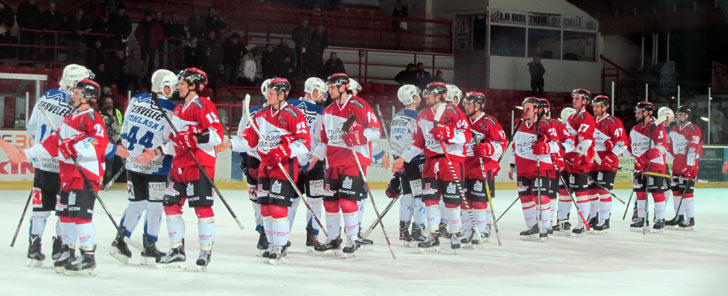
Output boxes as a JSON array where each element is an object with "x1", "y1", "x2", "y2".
[
  {"x1": 8, "y1": 79, "x2": 108, "y2": 275},
  {"x1": 433, "y1": 83, "x2": 464, "y2": 238},
  {"x1": 446, "y1": 84, "x2": 463, "y2": 105},
  {"x1": 507, "y1": 97, "x2": 559, "y2": 240},
  {"x1": 589, "y1": 95, "x2": 627, "y2": 232},
  {"x1": 108, "y1": 69, "x2": 178, "y2": 264},
  {"x1": 460, "y1": 92, "x2": 506, "y2": 246},
  {"x1": 288, "y1": 77, "x2": 327, "y2": 248},
  {"x1": 628, "y1": 101, "x2": 669, "y2": 232},
  {"x1": 388, "y1": 84, "x2": 427, "y2": 246},
  {"x1": 392, "y1": 82, "x2": 472, "y2": 252},
  {"x1": 313, "y1": 73, "x2": 381, "y2": 256},
  {"x1": 563, "y1": 88, "x2": 597, "y2": 234},
  {"x1": 154, "y1": 68, "x2": 224, "y2": 270},
  {"x1": 22, "y1": 64, "x2": 93, "y2": 267},
  {"x1": 666, "y1": 105, "x2": 703, "y2": 229},
  {"x1": 539, "y1": 98, "x2": 574, "y2": 235}
]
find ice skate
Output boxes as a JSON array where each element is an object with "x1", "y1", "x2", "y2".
[
  {"x1": 342, "y1": 236, "x2": 360, "y2": 258},
  {"x1": 417, "y1": 233, "x2": 440, "y2": 253},
  {"x1": 630, "y1": 217, "x2": 646, "y2": 232},
  {"x1": 678, "y1": 217, "x2": 695, "y2": 230},
  {"x1": 438, "y1": 223, "x2": 451, "y2": 239},
  {"x1": 314, "y1": 237, "x2": 342, "y2": 256},
  {"x1": 196, "y1": 250, "x2": 212, "y2": 271},
  {"x1": 399, "y1": 222, "x2": 412, "y2": 246},
  {"x1": 592, "y1": 219, "x2": 610, "y2": 234},
  {"x1": 109, "y1": 230, "x2": 132, "y2": 264},
  {"x1": 450, "y1": 233, "x2": 461, "y2": 253},
  {"x1": 588, "y1": 216, "x2": 599, "y2": 229},
  {"x1": 267, "y1": 246, "x2": 286, "y2": 265},
  {"x1": 571, "y1": 223, "x2": 587, "y2": 236},
  {"x1": 410, "y1": 226, "x2": 426, "y2": 243},
  {"x1": 519, "y1": 224, "x2": 540, "y2": 241},
  {"x1": 305, "y1": 226, "x2": 324, "y2": 252},
  {"x1": 665, "y1": 215, "x2": 684, "y2": 227},
  {"x1": 27, "y1": 235, "x2": 45, "y2": 267},
  {"x1": 256, "y1": 228, "x2": 269, "y2": 256},
  {"x1": 54, "y1": 245, "x2": 75, "y2": 273},
  {"x1": 538, "y1": 232, "x2": 548, "y2": 241},
  {"x1": 356, "y1": 227, "x2": 373, "y2": 250},
  {"x1": 64, "y1": 246, "x2": 96, "y2": 276},
  {"x1": 156, "y1": 242, "x2": 185, "y2": 270},
  {"x1": 553, "y1": 220, "x2": 571, "y2": 236},
  {"x1": 141, "y1": 234, "x2": 167, "y2": 265},
  {"x1": 652, "y1": 219, "x2": 666, "y2": 233},
  {"x1": 51, "y1": 236, "x2": 62, "y2": 260}
]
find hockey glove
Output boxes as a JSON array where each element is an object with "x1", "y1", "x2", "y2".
[
  {"x1": 603, "y1": 153, "x2": 619, "y2": 168},
  {"x1": 565, "y1": 152, "x2": 582, "y2": 171},
  {"x1": 604, "y1": 140, "x2": 614, "y2": 152},
  {"x1": 341, "y1": 120, "x2": 367, "y2": 147},
  {"x1": 59, "y1": 134, "x2": 85, "y2": 159},
  {"x1": 680, "y1": 166, "x2": 696, "y2": 179},
  {"x1": 174, "y1": 126, "x2": 203, "y2": 150},
  {"x1": 267, "y1": 144, "x2": 291, "y2": 165},
  {"x1": 638, "y1": 148, "x2": 661, "y2": 166},
  {"x1": 475, "y1": 142, "x2": 495, "y2": 157},
  {"x1": 532, "y1": 141, "x2": 550, "y2": 155},
  {"x1": 430, "y1": 125, "x2": 454, "y2": 141},
  {"x1": 385, "y1": 173, "x2": 402, "y2": 199}
]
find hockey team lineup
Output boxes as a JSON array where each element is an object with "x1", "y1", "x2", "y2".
[{"x1": 0, "y1": 63, "x2": 714, "y2": 279}]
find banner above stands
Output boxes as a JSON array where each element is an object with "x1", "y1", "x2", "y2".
[{"x1": 490, "y1": 9, "x2": 597, "y2": 31}]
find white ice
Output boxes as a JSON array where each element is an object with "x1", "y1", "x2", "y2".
[{"x1": 0, "y1": 188, "x2": 726, "y2": 296}]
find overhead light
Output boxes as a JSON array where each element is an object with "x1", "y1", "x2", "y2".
[
  {"x1": 700, "y1": 116, "x2": 709, "y2": 122},
  {"x1": 515, "y1": 106, "x2": 524, "y2": 110},
  {"x1": 671, "y1": 96, "x2": 675, "y2": 100}
]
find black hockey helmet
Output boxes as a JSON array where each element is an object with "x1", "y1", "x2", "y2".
[
  {"x1": 327, "y1": 73, "x2": 350, "y2": 89},
  {"x1": 463, "y1": 91, "x2": 486, "y2": 105},
  {"x1": 178, "y1": 67, "x2": 208, "y2": 91},
  {"x1": 635, "y1": 101, "x2": 655, "y2": 113},
  {"x1": 522, "y1": 96, "x2": 543, "y2": 109},
  {"x1": 424, "y1": 82, "x2": 448, "y2": 99},
  {"x1": 593, "y1": 95, "x2": 610, "y2": 107},
  {"x1": 75, "y1": 79, "x2": 101, "y2": 103},
  {"x1": 571, "y1": 88, "x2": 592, "y2": 103},
  {"x1": 677, "y1": 105, "x2": 692, "y2": 115},
  {"x1": 539, "y1": 98, "x2": 551, "y2": 109},
  {"x1": 269, "y1": 77, "x2": 291, "y2": 94}
]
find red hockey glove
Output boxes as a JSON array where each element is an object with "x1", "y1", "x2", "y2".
[
  {"x1": 385, "y1": 173, "x2": 401, "y2": 199},
  {"x1": 59, "y1": 134, "x2": 84, "y2": 159},
  {"x1": 603, "y1": 153, "x2": 619, "y2": 168},
  {"x1": 532, "y1": 141, "x2": 550, "y2": 155},
  {"x1": 280, "y1": 134, "x2": 296, "y2": 145},
  {"x1": 430, "y1": 125, "x2": 454, "y2": 141},
  {"x1": 341, "y1": 120, "x2": 366, "y2": 147},
  {"x1": 604, "y1": 140, "x2": 614, "y2": 152},
  {"x1": 634, "y1": 157, "x2": 646, "y2": 171},
  {"x1": 267, "y1": 144, "x2": 291, "y2": 165},
  {"x1": 475, "y1": 142, "x2": 495, "y2": 157},
  {"x1": 174, "y1": 126, "x2": 203, "y2": 150},
  {"x1": 681, "y1": 166, "x2": 696, "y2": 179},
  {"x1": 646, "y1": 147, "x2": 662, "y2": 160},
  {"x1": 565, "y1": 152, "x2": 582, "y2": 171}
]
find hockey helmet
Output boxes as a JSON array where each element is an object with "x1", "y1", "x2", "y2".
[
  {"x1": 269, "y1": 77, "x2": 291, "y2": 94},
  {"x1": 261, "y1": 78, "x2": 273, "y2": 96},
  {"x1": 327, "y1": 73, "x2": 350, "y2": 89},
  {"x1": 74, "y1": 79, "x2": 101, "y2": 103},
  {"x1": 424, "y1": 82, "x2": 448, "y2": 99},
  {"x1": 304, "y1": 77, "x2": 327, "y2": 96},
  {"x1": 349, "y1": 78, "x2": 363, "y2": 95},
  {"x1": 151, "y1": 69, "x2": 179, "y2": 96},
  {"x1": 178, "y1": 67, "x2": 208, "y2": 91},
  {"x1": 445, "y1": 84, "x2": 462, "y2": 103},
  {"x1": 657, "y1": 106, "x2": 675, "y2": 123},
  {"x1": 463, "y1": 92, "x2": 486, "y2": 106},
  {"x1": 571, "y1": 88, "x2": 592, "y2": 103},
  {"x1": 635, "y1": 101, "x2": 655, "y2": 113},
  {"x1": 397, "y1": 84, "x2": 420, "y2": 106},
  {"x1": 593, "y1": 95, "x2": 610, "y2": 107},
  {"x1": 60, "y1": 64, "x2": 94, "y2": 91}
]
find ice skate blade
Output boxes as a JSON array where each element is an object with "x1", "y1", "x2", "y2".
[
  {"x1": 649, "y1": 229, "x2": 664, "y2": 234},
  {"x1": 268, "y1": 258, "x2": 286, "y2": 265},
  {"x1": 401, "y1": 240, "x2": 413, "y2": 247},
  {"x1": 156, "y1": 262, "x2": 185, "y2": 270},
  {"x1": 109, "y1": 250, "x2": 130, "y2": 264},
  {"x1": 591, "y1": 230, "x2": 609, "y2": 235},
  {"x1": 63, "y1": 268, "x2": 97, "y2": 277},
  {"x1": 27, "y1": 259, "x2": 43, "y2": 268},
  {"x1": 140, "y1": 256, "x2": 159, "y2": 266},
  {"x1": 417, "y1": 246, "x2": 440, "y2": 253},
  {"x1": 519, "y1": 235, "x2": 540, "y2": 241},
  {"x1": 313, "y1": 250, "x2": 341, "y2": 257},
  {"x1": 196, "y1": 265, "x2": 208, "y2": 272},
  {"x1": 676, "y1": 226, "x2": 694, "y2": 231},
  {"x1": 359, "y1": 244, "x2": 373, "y2": 251}
]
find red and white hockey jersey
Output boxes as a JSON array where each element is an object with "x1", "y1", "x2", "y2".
[
  {"x1": 169, "y1": 96, "x2": 224, "y2": 169},
  {"x1": 314, "y1": 95, "x2": 381, "y2": 168},
  {"x1": 566, "y1": 109, "x2": 596, "y2": 172},
  {"x1": 629, "y1": 119, "x2": 668, "y2": 173},
  {"x1": 546, "y1": 118, "x2": 575, "y2": 172},
  {"x1": 233, "y1": 102, "x2": 311, "y2": 162},
  {"x1": 593, "y1": 114, "x2": 627, "y2": 171},
  {"x1": 25, "y1": 109, "x2": 108, "y2": 191},
  {"x1": 668, "y1": 122, "x2": 703, "y2": 175},
  {"x1": 401, "y1": 103, "x2": 472, "y2": 163},
  {"x1": 510, "y1": 118, "x2": 560, "y2": 178},
  {"x1": 465, "y1": 113, "x2": 506, "y2": 176}
]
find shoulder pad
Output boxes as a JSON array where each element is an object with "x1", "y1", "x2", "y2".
[
  {"x1": 191, "y1": 97, "x2": 204, "y2": 109},
  {"x1": 402, "y1": 108, "x2": 418, "y2": 119},
  {"x1": 483, "y1": 115, "x2": 497, "y2": 126},
  {"x1": 283, "y1": 105, "x2": 299, "y2": 117},
  {"x1": 349, "y1": 97, "x2": 365, "y2": 109},
  {"x1": 87, "y1": 111, "x2": 97, "y2": 121}
]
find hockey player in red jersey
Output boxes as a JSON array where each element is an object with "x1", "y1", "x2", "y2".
[
  {"x1": 155, "y1": 68, "x2": 224, "y2": 269},
  {"x1": 589, "y1": 95, "x2": 627, "y2": 232},
  {"x1": 392, "y1": 82, "x2": 472, "y2": 251},
  {"x1": 562, "y1": 88, "x2": 597, "y2": 234},
  {"x1": 539, "y1": 99, "x2": 575, "y2": 234},
  {"x1": 508, "y1": 97, "x2": 560, "y2": 240},
  {"x1": 312, "y1": 73, "x2": 381, "y2": 255},
  {"x1": 6, "y1": 80, "x2": 108, "y2": 275},
  {"x1": 460, "y1": 92, "x2": 506, "y2": 246},
  {"x1": 666, "y1": 105, "x2": 703, "y2": 229},
  {"x1": 629, "y1": 101, "x2": 669, "y2": 231}
]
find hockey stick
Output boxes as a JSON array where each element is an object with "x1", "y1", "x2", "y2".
[
  {"x1": 102, "y1": 162, "x2": 126, "y2": 191},
  {"x1": 615, "y1": 166, "x2": 707, "y2": 183},
  {"x1": 534, "y1": 112, "x2": 545, "y2": 236},
  {"x1": 495, "y1": 196, "x2": 520, "y2": 223},
  {"x1": 10, "y1": 191, "x2": 33, "y2": 247},
  {"x1": 243, "y1": 94, "x2": 327, "y2": 237},
  {"x1": 479, "y1": 158, "x2": 502, "y2": 246},
  {"x1": 622, "y1": 189, "x2": 636, "y2": 220},
  {"x1": 152, "y1": 94, "x2": 245, "y2": 230},
  {"x1": 555, "y1": 170, "x2": 592, "y2": 231},
  {"x1": 575, "y1": 169, "x2": 626, "y2": 205},
  {"x1": 37, "y1": 105, "x2": 142, "y2": 250}
]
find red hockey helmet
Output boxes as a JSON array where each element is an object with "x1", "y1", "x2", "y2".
[
  {"x1": 269, "y1": 77, "x2": 291, "y2": 94},
  {"x1": 178, "y1": 67, "x2": 208, "y2": 91},
  {"x1": 75, "y1": 79, "x2": 101, "y2": 103},
  {"x1": 635, "y1": 101, "x2": 655, "y2": 113},
  {"x1": 327, "y1": 73, "x2": 350, "y2": 88},
  {"x1": 571, "y1": 88, "x2": 592, "y2": 103}
]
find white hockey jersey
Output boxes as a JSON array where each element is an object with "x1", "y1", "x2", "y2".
[
  {"x1": 119, "y1": 93, "x2": 176, "y2": 175},
  {"x1": 26, "y1": 88, "x2": 74, "y2": 172}
]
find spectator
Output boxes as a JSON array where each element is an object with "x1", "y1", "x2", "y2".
[
  {"x1": 199, "y1": 31, "x2": 223, "y2": 90},
  {"x1": 394, "y1": 63, "x2": 417, "y2": 85},
  {"x1": 277, "y1": 56, "x2": 295, "y2": 84},
  {"x1": 308, "y1": 23, "x2": 328, "y2": 77},
  {"x1": 528, "y1": 55, "x2": 545, "y2": 97},
  {"x1": 238, "y1": 51, "x2": 257, "y2": 86},
  {"x1": 126, "y1": 49, "x2": 147, "y2": 89},
  {"x1": 223, "y1": 32, "x2": 246, "y2": 85},
  {"x1": 87, "y1": 40, "x2": 105, "y2": 70},
  {"x1": 291, "y1": 19, "x2": 311, "y2": 74},
  {"x1": 134, "y1": 12, "x2": 163, "y2": 76},
  {"x1": 116, "y1": 64, "x2": 141, "y2": 95},
  {"x1": 392, "y1": 0, "x2": 408, "y2": 30},
  {"x1": 67, "y1": 9, "x2": 91, "y2": 42},
  {"x1": 274, "y1": 37, "x2": 294, "y2": 65},
  {"x1": 187, "y1": 8, "x2": 205, "y2": 38},
  {"x1": 0, "y1": 1, "x2": 15, "y2": 60},
  {"x1": 184, "y1": 37, "x2": 201, "y2": 68},
  {"x1": 100, "y1": 95, "x2": 122, "y2": 183},
  {"x1": 431, "y1": 70, "x2": 445, "y2": 83},
  {"x1": 17, "y1": 0, "x2": 42, "y2": 61},
  {"x1": 94, "y1": 63, "x2": 111, "y2": 88},
  {"x1": 205, "y1": 7, "x2": 225, "y2": 37},
  {"x1": 415, "y1": 62, "x2": 432, "y2": 89},
  {"x1": 110, "y1": 4, "x2": 132, "y2": 49},
  {"x1": 40, "y1": 1, "x2": 64, "y2": 60},
  {"x1": 323, "y1": 52, "x2": 345, "y2": 78},
  {"x1": 92, "y1": 8, "x2": 114, "y2": 49},
  {"x1": 710, "y1": 102, "x2": 725, "y2": 144},
  {"x1": 105, "y1": 49, "x2": 125, "y2": 80},
  {"x1": 164, "y1": 13, "x2": 185, "y2": 69},
  {"x1": 261, "y1": 44, "x2": 276, "y2": 78}
]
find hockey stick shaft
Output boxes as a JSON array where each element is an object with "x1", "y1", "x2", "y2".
[
  {"x1": 479, "y1": 158, "x2": 501, "y2": 246},
  {"x1": 557, "y1": 173, "x2": 591, "y2": 231},
  {"x1": 152, "y1": 94, "x2": 244, "y2": 230},
  {"x1": 10, "y1": 191, "x2": 33, "y2": 247},
  {"x1": 622, "y1": 189, "x2": 636, "y2": 220},
  {"x1": 671, "y1": 180, "x2": 691, "y2": 221},
  {"x1": 439, "y1": 142, "x2": 484, "y2": 242},
  {"x1": 362, "y1": 196, "x2": 398, "y2": 239},
  {"x1": 495, "y1": 196, "x2": 520, "y2": 223},
  {"x1": 103, "y1": 163, "x2": 125, "y2": 191},
  {"x1": 351, "y1": 150, "x2": 397, "y2": 259}
]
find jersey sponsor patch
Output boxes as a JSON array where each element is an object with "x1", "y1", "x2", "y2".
[
  {"x1": 272, "y1": 180, "x2": 283, "y2": 194},
  {"x1": 149, "y1": 182, "x2": 166, "y2": 201},
  {"x1": 446, "y1": 182, "x2": 456, "y2": 194},
  {"x1": 342, "y1": 176, "x2": 353, "y2": 189},
  {"x1": 473, "y1": 180, "x2": 483, "y2": 192}
]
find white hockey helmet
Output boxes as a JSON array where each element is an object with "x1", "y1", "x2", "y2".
[
  {"x1": 445, "y1": 84, "x2": 462, "y2": 104},
  {"x1": 60, "y1": 64, "x2": 94, "y2": 91},
  {"x1": 151, "y1": 69, "x2": 179, "y2": 96},
  {"x1": 304, "y1": 77, "x2": 327, "y2": 95},
  {"x1": 657, "y1": 106, "x2": 674, "y2": 123},
  {"x1": 397, "y1": 84, "x2": 420, "y2": 106},
  {"x1": 349, "y1": 78, "x2": 362, "y2": 95},
  {"x1": 261, "y1": 78, "x2": 273, "y2": 96},
  {"x1": 560, "y1": 107, "x2": 576, "y2": 124}
]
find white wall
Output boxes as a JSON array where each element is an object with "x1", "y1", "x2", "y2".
[
  {"x1": 489, "y1": 55, "x2": 601, "y2": 92},
  {"x1": 602, "y1": 35, "x2": 641, "y2": 72}
]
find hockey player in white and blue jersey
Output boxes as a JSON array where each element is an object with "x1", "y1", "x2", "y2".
[
  {"x1": 109, "y1": 69, "x2": 178, "y2": 264},
  {"x1": 287, "y1": 77, "x2": 327, "y2": 249},
  {"x1": 389, "y1": 84, "x2": 427, "y2": 245},
  {"x1": 24, "y1": 64, "x2": 93, "y2": 266}
]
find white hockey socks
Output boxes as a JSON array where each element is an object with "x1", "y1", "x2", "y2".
[
  {"x1": 557, "y1": 195, "x2": 572, "y2": 221},
  {"x1": 76, "y1": 222, "x2": 96, "y2": 249},
  {"x1": 30, "y1": 211, "x2": 50, "y2": 237},
  {"x1": 306, "y1": 198, "x2": 323, "y2": 235},
  {"x1": 343, "y1": 211, "x2": 359, "y2": 237},
  {"x1": 357, "y1": 200, "x2": 366, "y2": 225},
  {"x1": 445, "y1": 207, "x2": 460, "y2": 234},
  {"x1": 598, "y1": 194, "x2": 612, "y2": 223},
  {"x1": 288, "y1": 197, "x2": 300, "y2": 229},
  {"x1": 251, "y1": 202, "x2": 263, "y2": 227},
  {"x1": 326, "y1": 212, "x2": 341, "y2": 240},
  {"x1": 473, "y1": 208, "x2": 488, "y2": 233},
  {"x1": 684, "y1": 197, "x2": 695, "y2": 219},
  {"x1": 413, "y1": 198, "x2": 426, "y2": 228},
  {"x1": 271, "y1": 217, "x2": 290, "y2": 247},
  {"x1": 654, "y1": 201, "x2": 666, "y2": 220},
  {"x1": 145, "y1": 202, "x2": 164, "y2": 241},
  {"x1": 59, "y1": 220, "x2": 76, "y2": 245},
  {"x1": 399, "y1": 193, "x2": 415, "y2": 224},
  {"x1": 166, "y1": 214, "x2": 185, "y2": 247},
  {"x1": 121, "y1": 200, "x2": 148, "y2": 237},
  {"x1": 198, "y1": 217, "x2": 215, "y2": 247},
  {"x1": 426, "y1": 205, "x2": 441, "y2": 234}
]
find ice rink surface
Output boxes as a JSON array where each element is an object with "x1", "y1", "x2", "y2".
[{"x1": 0, "y1": 188, "x2": 726, "y2": 296}]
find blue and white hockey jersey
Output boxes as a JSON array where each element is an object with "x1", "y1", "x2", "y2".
[
  {"x1": 232, "y1": 104, "x2": 264, "y2": 160},
  {"x1": 26, "y1": 88, "x2": 74, "y2": 172},
  {"x1": 287, "y1": 98, "x2": 323, "y2": 166},
  {"x1": 389, "y1": 108, "x2": 422, "y2": 161},
  {"x1": 119, "y1": 93, "x2": 176, "y2": 175}
]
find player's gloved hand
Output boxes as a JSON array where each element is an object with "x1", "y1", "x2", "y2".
[
  {"x1": 341, "y1": 120, "x2": 366, "y2": 147},
  {"x1": 565, "y1": 152, "x2": 582, "y2": 171},
  {"x1": 267, "y1": 144, "x2": 291, "y2": 165},
  {"x1": 174, "y1": 126, "x2": 203, "y2": 150},
  {"x1": 645, "y1": 147, "x2": 662, "y2": 160},
  {"x1": 430, "y1": 125, "x2": 454, "y2": 141},
  {"x1": 681, "y1": 166, "x2": 696, "y2": 179},
  {"x1": 385, "y1": 173, "x2": 401, "y2": 199},
  {"x1": 634, "y1": 156, "x2": 646, "y2": 171},
  {"x1": 532, "y1": 140, "x2": 550, "y2": 155},
  {"x1": 604, "y1": 140, "x2": 614, "y2": 152},
  {"x1": 603, "y1": 153, "x2": 619, "y2": 168},
  {"x1": 475, "y1": 142, "x2": 495, "y2": 157},
  {"x1": 60, "y1": 134, "x2": 85, "y2": 159}
]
